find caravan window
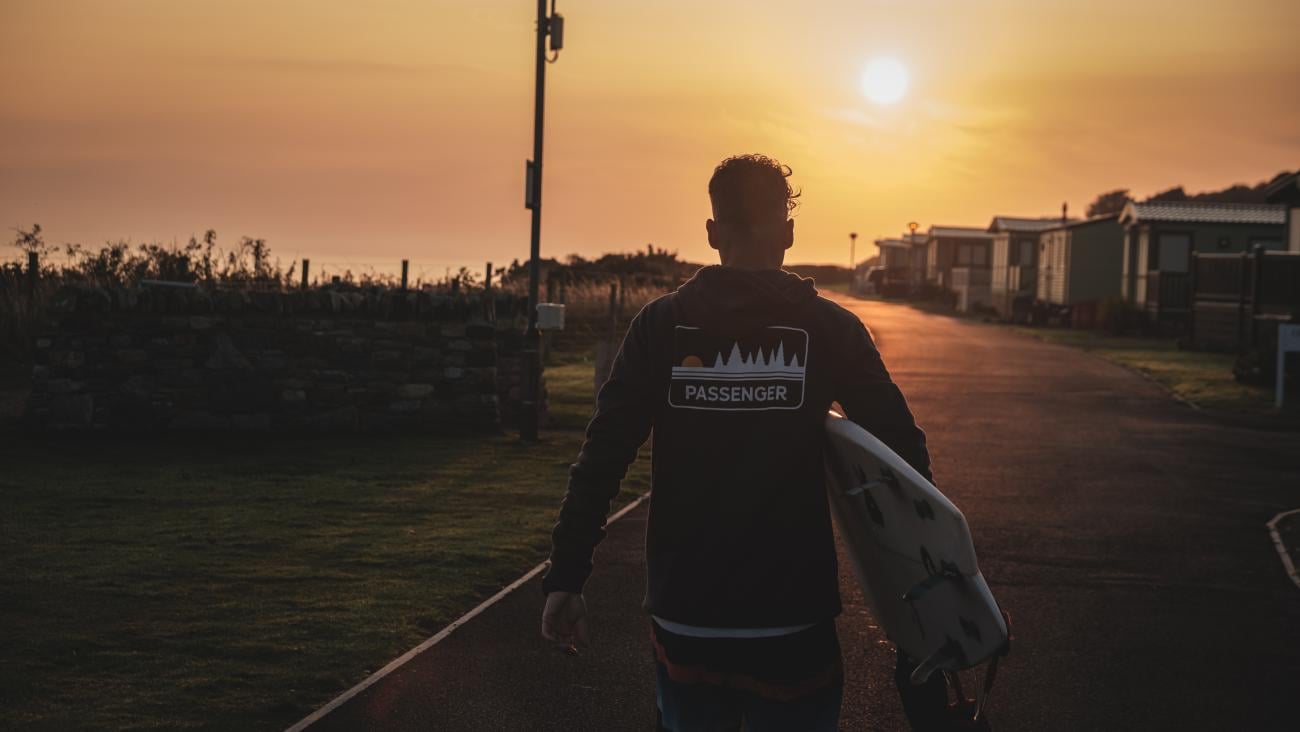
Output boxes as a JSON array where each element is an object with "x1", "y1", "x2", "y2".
[
  {"x1": 1154, "y1": 233, "x2": 1191, "y2": 273},
  {"x1": 957, "y1": 243, "x2": 987, "y2": 266},
  {"x1": 1017, "y1": 240, "x2": 1035, "y2": 266}
]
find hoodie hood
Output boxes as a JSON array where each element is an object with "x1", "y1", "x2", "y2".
[{"x1": 674, "y1": 265, "x2": 819, "y2": 332}]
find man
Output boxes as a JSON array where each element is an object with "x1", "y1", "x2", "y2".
[{"x1": 540, "y1": 154, "x2": 943, "y2": 730}]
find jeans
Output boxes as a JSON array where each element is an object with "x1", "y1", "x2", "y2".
[{"x1": 654, "y1": 660, "x2": 844, "y2": 732}]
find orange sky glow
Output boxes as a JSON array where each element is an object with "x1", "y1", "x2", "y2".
[{"x1": 2, "y1": 0, "x2": 1298, "y2": 276}]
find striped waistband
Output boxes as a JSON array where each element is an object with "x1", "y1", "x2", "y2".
[{"x1": 649, "y1": 617, "x2": 842, "y2": 701}]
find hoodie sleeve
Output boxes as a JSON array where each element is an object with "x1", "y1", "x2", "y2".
[
  {"x1": 832, "y1": 316, "x2": 935, "y2": 483},
  {"x1": 541, "y1": 305, "x2": 658, "y2": 595}
]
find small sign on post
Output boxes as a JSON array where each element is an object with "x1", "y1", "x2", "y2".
[
  {"x1": 1278, "y1": 324, "x2": 1300, "y2": 409},
  {"x1": 524, "y1": 160, "x2": 537, "y2": 210}
]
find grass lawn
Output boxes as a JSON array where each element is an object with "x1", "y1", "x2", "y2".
[
  {"x1": 1007, "y1": 326, "x2": 1279, "y2": 416},
  {"x1": 816, "y1": 281, "x2": 847, "y2": 294},
  {"x1": 814, "y1": 281, "x2": 855, "y2": 296},
  {"x1": 0, "y1": 360, "x2": 646, "y2": 730},
  {"x1": 545, "y1": 348, "x2": 600, "y2": 431}
]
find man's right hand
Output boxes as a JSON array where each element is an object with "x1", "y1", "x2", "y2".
[{"x1": 541, "y1": 591, "x2": 590, "y2": 653}]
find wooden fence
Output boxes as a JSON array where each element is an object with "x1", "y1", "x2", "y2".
[
  {"x1": 1145, "y1": 270, "x2": 1191, "y2": 325},
  {"x1": 1190, "y1": 247, "x2": 1300, "y2": 352}
]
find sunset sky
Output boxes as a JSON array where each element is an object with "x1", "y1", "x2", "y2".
[{"x1": 2, "y1": 0, "x2": 1298, "y2": 277}]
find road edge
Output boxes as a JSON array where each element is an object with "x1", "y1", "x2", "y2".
[
  {"x1": 284, "y1": 491, "x2": 651, "y2": 732},
  {"x1": 1266, "y1": 508, "x2": 1300, "y2": 590}
]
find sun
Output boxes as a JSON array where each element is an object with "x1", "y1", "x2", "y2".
[{"x1": 860, "y1": 57, "x2": 909, "y2": 105}]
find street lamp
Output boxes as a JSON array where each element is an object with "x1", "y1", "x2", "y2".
[
  {"x1": 906, "y1": 222, "x2": 920, "y2": 293},
  {"x1": 521, "y1": 0, "x2": 564, "y2": 442},
  {"x1": 848, "y1": 232, "x2": 858, "y2": 293}
]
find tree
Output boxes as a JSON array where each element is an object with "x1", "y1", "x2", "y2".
[
  {"x1": 1139, "y1": 173, "x2": 1283, "y2": 205},
  {"x1": 1146, "y1": 186, "x2": 1188, "y2": 203},
  {"x1": 1193, "y1": 184, "x2": 1265, "y2": 203},
  {"x1": 1086, "y1": 189, "x2": 1131, "y2": 218},
  {"x1": 11, "y1": 223, "x2": 51, "y2": 256}
]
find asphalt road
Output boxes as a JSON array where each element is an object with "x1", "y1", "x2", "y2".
[{"x1": 304, "y1": 295, "x2": 1300, "y2": 731}]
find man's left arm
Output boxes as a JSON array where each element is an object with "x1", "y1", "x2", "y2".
[
  {"x1": 832, "y1": 315, "x2": 934, "y2": 483},
  {"x1": 541, "y1": 305, "x2": 657, "y2": 596}
]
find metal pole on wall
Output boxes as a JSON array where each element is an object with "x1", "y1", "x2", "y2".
[
  {"x1": 26, "y1": 251, "x2": 39, "y2": 294},
  {"x1": 521, "y1": 0, "x2": 563, "y2": 441},
  {"x1": 849, "y1": 231, "x2": 858, "y2": 291}
]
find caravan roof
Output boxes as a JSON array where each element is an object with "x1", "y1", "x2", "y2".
[{"x1": 1119, "y1": 201, "x2": 1284, "y2": 226}]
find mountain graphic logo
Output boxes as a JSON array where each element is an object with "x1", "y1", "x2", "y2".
[
  {"x1": 669, "y1": 325, "x2": 809, "y2": 411},
  {"x1": 671, "y1": 340, "x2": 805, "y2": 380}
]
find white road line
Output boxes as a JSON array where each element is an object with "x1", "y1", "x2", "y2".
[
  {"x1": 285, "y1": 491, "x2": 651, "y2": 732},
  {"x1": 1266, "y1": 508, "x2": 1300, "y2": 591}
]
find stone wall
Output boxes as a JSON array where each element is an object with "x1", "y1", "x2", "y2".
[{"x1": 25, "y1": 284, "x2": 544, "y2": 433}]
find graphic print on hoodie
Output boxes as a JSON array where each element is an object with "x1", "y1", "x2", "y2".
[{"x1": 669, "y1": 325, "x2": 808, "y2": 410}]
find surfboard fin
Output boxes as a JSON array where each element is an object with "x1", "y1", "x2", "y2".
[
  {"x1": 901, "y1": 560, "x2": 963, "y2": 603},
  {"x1": 909, "y1": 639, "x2": 962, "y2": 685}
]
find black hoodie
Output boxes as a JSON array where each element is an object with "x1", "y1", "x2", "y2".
[{"x1": 542, "y1": 265, "x2": 933, "y2": 628}]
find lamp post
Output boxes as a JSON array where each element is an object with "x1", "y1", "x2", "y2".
[
  {"x1": 521, "y1": 0, "x2": 564, "y2": 442},
  {"x1": 848, "y1": 231, "x2": 858, "y2": 293},
  {"x1": 907, "y1": 221, "x2": 920, "y2": 292}
]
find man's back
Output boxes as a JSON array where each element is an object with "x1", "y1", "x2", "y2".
[{"x1": 544, "y1": 265, "x2": 932, "y2": 629}]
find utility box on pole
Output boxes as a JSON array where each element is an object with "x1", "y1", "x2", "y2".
[{"x1": 525, "y1": 161, "x2": 537, "y2": 210}]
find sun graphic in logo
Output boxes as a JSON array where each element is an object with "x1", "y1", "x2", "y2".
[{"x1": 680, "y1": 355, "x2": 703, "y2": 368}]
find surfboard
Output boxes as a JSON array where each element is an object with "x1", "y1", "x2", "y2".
[{"x1": 823, "y1": 410, "x2": 1008, "y2": 682}]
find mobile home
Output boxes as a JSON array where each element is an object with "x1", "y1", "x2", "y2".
[
  {"x1": 904, "y1": 232, "x2": 929, "y2": 294},
  {"x1": 874, "y1": 237, "x2": 911, "y2": 297},
  {"x1": 1036, "y1": 215, "x2": 1125, "y2": 325},
  {"x1": 925, "y1": 226, "x2": 992, "y2": 289},
  {"x1": 987, "y1": 216, "x2": 1066, "y2": 320},
  {"x1": 1118, "y1": 201, "x2": 1286, "y2": 327},
  {"x1": 1264, "y1": 171, "x2": 1300, "y2": 253}
]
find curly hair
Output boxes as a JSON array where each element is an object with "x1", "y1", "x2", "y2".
[{"x1": 707, "y1": 154, "x2": 800, "y2": 227}]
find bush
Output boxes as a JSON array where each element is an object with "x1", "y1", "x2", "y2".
[
  {"x1": 1097, "y1": 296, "x2": 1143, "y2": 335},
  {"x1": 3, "y1": 226, "x2": 328, "y2": 363}
]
